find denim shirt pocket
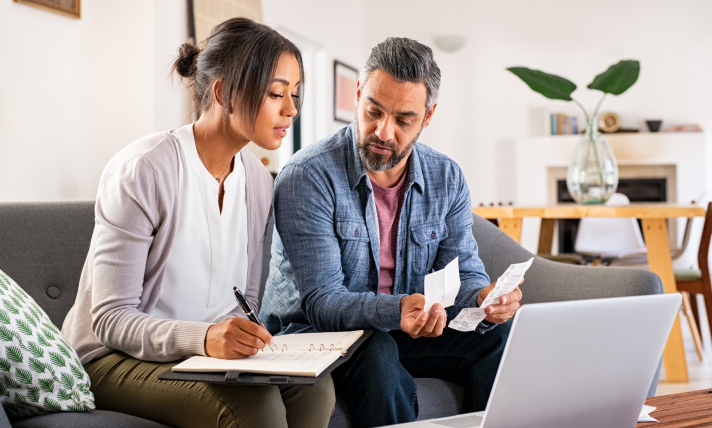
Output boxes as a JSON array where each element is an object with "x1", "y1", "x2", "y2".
[
  {"x1": 410, "y1": 222, "x2": 449, "y2": 274},
  {"x1": 335, "y1": 220, "x2": 371, "y2": 275}
]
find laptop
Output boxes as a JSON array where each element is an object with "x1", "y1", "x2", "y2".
[{"x1": 388, "y1": 293, "x2": 681, "y2": 428}]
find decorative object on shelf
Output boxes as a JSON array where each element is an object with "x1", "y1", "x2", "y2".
[
  {"x1": 13, "y1": 0, "x2": 80, "y2": 18},
  {"x1": 646, "y1": 120, "x2": 663, "y2": 132},
  {"x1": 599, "y1": 112, "x2": 621, "y2": 133},
  {"x1": 334, "y1": 61, "x2": 359, "y2": 124},
  {"x1": 507, "y1": 60, "x2": 640, "y2": 204},
  {"x1": 433, "y1": 35, "x2": 466, "y2": 53},
  {"x1": 668, "y1": 124, "x2": 703, "y2": 132}
]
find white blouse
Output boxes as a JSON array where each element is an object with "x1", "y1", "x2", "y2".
[{"x1": 152, "y1": 124, "x2": 249, "y2": 323}]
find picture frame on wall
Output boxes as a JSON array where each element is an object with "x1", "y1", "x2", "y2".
[
  {"x1": 13, "y1": 0, "x2": 81, "y2": 19},
  {"x1": 334, "y1": 60, "x2": 359, "y2": 124}
]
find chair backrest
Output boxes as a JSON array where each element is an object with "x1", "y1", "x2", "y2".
[
  {"x1": 574, "y1": 193, "x2": 647, "y2": 258},
  {"x1": 0, "y1": 201, "x2": 94, "y2": 327},
  {"x1": 698, "y1": 202, "x2": 712, "y2": 284}
]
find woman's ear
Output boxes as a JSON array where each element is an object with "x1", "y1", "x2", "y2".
[{"x1": 212, "y1": 79, "x2": 232, "y2": 113}]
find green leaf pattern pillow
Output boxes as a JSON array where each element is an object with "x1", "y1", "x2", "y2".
[{"x1": 0, "y1": 269, "x2": 95, "y2": 417}]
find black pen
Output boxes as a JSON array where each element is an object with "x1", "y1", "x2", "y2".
[
  {"x1": 233, "y1": 286, "x2": 260, "y2": 324},
  {"x1": 233, "y1": 287, "x2": 275, "y2": 351}
]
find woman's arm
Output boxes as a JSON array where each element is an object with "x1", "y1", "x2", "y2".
[{"x1": 89, "y1": 147, "x2": 211, "y2": 362}]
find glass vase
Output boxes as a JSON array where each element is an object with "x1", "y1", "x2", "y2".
[{"x1": 565, "y1": 117, "x2": 619, "y2": 204}]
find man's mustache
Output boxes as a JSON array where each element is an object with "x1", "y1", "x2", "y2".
[{"x1": 364, "y1": 136, "x2": 398, "y2": 153}]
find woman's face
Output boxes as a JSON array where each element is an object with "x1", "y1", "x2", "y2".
[{"x1": 231, "y1": 53, "x2": 301, "y2": 151}]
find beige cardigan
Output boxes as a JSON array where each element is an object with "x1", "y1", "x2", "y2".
[{"x1": 61, "y1": 130, "x2": 273, "y2": 364}]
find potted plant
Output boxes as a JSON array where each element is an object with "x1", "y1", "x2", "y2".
[{"x1": 508, "y1": 60, "x2": 640, "y2": 204}]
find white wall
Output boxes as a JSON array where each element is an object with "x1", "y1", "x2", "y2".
[
  {"x1": 0, "y1": 0, "x2": 188, "y2": 201},
  {"x1": 2, "y1": 0, "x2": 711, "y2": 205},
  {"x1": 361, "y1": 0, "x2": 712, "y2": 207}
]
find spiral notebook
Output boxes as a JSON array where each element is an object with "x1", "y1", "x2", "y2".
[{"x1": 163, "y1": 330, "x2": 369, "y2": 384}]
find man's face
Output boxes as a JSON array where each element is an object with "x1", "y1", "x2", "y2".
[{"x1": 355, "y1": 70, "x2": 436, "y2": 172}]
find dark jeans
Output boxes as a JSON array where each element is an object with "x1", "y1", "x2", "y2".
[{"x1": 333, "y1": 321, "x2": 511, "y2": 428}]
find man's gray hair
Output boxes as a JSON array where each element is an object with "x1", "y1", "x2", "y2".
[{"x1": 360, "y1": 37, "x2": 441, "y2": 111}]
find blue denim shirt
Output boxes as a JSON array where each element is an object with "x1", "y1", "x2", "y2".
[{"x1": 260, "y1": 124, "x2": 493, "y2": 334}]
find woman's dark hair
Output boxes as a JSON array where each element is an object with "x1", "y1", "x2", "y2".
[{"x1": 173, "y1": 18, "x2": 303, "y2": 129}]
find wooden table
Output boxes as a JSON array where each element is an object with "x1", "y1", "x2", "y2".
[
  {"x1": 637, "y1": 389, "x2": 712, "y2": 426},
  {"x1": 472, "y1": 204, "x2": 706, "y2": 383}
]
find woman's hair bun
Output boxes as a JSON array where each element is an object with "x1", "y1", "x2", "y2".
[{"x1": 174, "y1": 43, "x2": 200, "y2": 78}]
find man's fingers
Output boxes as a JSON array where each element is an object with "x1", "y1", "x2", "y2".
[
  {"x1": 498, "y1": 286, "x2": 523, "y2": 305},
  {"x1": 430, "y1": 309, "x2": 447, "y2": 337},
  {"x1": 407, "y1": 310, "x2": 429, "y2": 337},
  {"x1": 420, "y1": 305, "x2": 443, "y2": 335}
]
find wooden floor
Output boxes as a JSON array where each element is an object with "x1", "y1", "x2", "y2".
[
  {"x1": 657, "y1": 294, "x2": 712, "y2": 395},
  {"x1": 639, "y1": 388, "x2": 712, "y2": 427}
]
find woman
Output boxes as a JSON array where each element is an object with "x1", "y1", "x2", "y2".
[{"x1": 61, "y1": 18, "x2": 335, "y2": 428}]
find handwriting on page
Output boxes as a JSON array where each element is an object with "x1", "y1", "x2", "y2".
[
  {"x1": 449, "y1": 258, "x2": 533, "y2": 332},
  {"x1": 424, "y1": 257, "x2": 460, "y2": 312}
]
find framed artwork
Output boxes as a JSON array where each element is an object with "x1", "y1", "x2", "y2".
[
  {"x1": 13, "y1": 0, "x2": 80, "y2": 18},
  {"x1": 333, "y1": 60, "x2": 358, "y2": 124}
]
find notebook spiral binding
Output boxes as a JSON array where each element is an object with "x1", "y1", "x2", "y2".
[{"x1": 263, "y1": 343, "x2": 337, "y2": 352}]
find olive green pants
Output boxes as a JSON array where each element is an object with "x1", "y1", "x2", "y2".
[{"x1": 85, "y1": 352, "x2": 335, "y2": 428}]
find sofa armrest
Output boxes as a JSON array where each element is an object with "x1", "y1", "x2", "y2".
[{"x1": 0, "y1": 404, "x2": 11, "y2": 428}]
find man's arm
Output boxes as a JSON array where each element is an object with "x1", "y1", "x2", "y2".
[{"x1": 273, "y1": 164, "x2": 404, "y2": 332}]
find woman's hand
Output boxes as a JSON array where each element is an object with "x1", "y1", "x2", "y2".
[{"x1": 204, "y1": 317, "x2": 274, "y2": 359}]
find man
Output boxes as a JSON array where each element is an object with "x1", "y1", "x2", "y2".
[{"x1": 260, "y1": 37, "x2": 522, "y2": 428}]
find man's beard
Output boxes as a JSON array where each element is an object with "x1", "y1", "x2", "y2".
[{"x1": 355, "y1": 119, "x2": 421, "y2": 172}]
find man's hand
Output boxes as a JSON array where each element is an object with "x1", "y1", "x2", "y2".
[
  {"x1": 204, "y1": 317, "x2": 274, "y2": 359},
  {"x1": 400, "y1": 294, "x2": 447, "y2": 339},
  {"x1": 475, "y1": 278, "x2": 524, "y2": 324}
]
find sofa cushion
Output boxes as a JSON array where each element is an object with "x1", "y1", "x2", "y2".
[
  {"x1": 11, "y1": 410, "x2": 172, "y2": 428},
  {"x1": 0, "y1": 270, "x2": 94, "y2": 418}
]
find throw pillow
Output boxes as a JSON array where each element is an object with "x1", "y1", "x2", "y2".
[{"x1": 0, "y1": 269, "x2": 95, "y2": 417}]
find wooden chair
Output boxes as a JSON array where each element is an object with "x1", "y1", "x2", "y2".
[{"x1": 676, "y1": 202, "x2": 712, "y2": 344}]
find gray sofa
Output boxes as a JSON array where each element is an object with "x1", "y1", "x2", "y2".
[{"x1": 0, "y1": 201, "x2": 663, "y2": 428}]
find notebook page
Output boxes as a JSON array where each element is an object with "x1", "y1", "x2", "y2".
[
  {"x1": 172, "y1": 351, "x2": 341, "y2": 377},
  {"x1": 269, "y1": 330, "x2": 364, "y2": 353}
]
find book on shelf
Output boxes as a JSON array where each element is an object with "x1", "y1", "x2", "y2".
[{"x1": 550, "y1": 113, "x2": 578, "y2": 135}]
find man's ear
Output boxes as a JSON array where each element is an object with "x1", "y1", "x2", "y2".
[
  {"x1": 422, "y1": 103, "x2": 438, "y2": 129},
  {"x1": 354, "y1": 79, "x2": 362, "y2": 110}
]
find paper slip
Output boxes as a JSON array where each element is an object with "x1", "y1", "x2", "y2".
[
  {"x1": 424, "y1": 257, "x2": 460, "y2": 312},
  {"x1": 448, "y1": 258, "x2": 534, "y2": 332},
  {"x1": 638, "y1": 405, "x2": 658, "y2": 423}
]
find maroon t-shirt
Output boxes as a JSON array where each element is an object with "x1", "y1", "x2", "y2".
[{"x1": 371, "y1": 170, "x2": 408, "y2": 295}]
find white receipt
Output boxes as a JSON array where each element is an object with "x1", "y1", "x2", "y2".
[
  {"x1": 638, "y1": 405, "x2": 658, "y2": 423},
  {"x1": 424, "y1": 257, "x2": 460, "y2": 312},
  {"x1": 448, "y1": 258, "x2": 534, "y2": 332}
]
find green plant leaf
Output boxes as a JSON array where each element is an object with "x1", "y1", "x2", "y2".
[
  {"x1": 57, "y1": 388, "x2": 72, "y2": 401},
  {"x1": 6, "y1": 345, "x2": 23, "y2": 363},
  {"x1": 41, "y1": 328, "x2": 55, "y2": 342},
  {"x1": 43, "y1": 396, "x2": 61, "y2": 411},
  {"x1": 0, "y1": 310, "x2": 10, "y2": 325},
  {"x1": 507, "y1": 67, "x2": 577, "y2": 100},
  {"x1": 16, "y1": 368, "x2": 33, "y2": 385},
  {"x1": 28, "y1": 342, "x2": 44, "y2": 358},
  {"x1": 16, "y1": 319, "x2": 32, "y2": 336},
  {"x1": 3, "y1": 299, "x2": 18, "y2": 315},
  {"x1": 42, "y1": 322, "x2": 59, "y2": 334},
  {"x1": 67, "y1": 403, "x2": 87, "y2": 412},
  {"x1": 49, "y1": 352, "x2": 65, "y2": 368},
  {"x1": 37, "y1": 335, "x2": 50, "y2": 347},
  {"x1": 60, "y1": 372, "x2": 74, "y2": 390},
  {"x1": 587, "y1": 60, "x2": 640, "y2": 95},
  {"x1": 0, "y1": 326, "x2": 14, "y2": 342},
  {"x1": 4, "y1": 375, "x2": 20, "y2": 389},
  {"x1": 70, "y1": 364, "x2": 84, "y2": 381},
  {"x1": 29, "y1": 357, "x2": 46, "y2": 374},
  {"x1": 23, "y1": 312, "x2": 37, "y2": 328},
  {"x1": 0, "y1": 358, "x2": 10, "y2": 372},
  {"x1": 77, "y1": 382, "x2": 91, "y2": 394},
  {"x1": 56, "y1": 343, "x2": 72, "y2": 358},
  {"x1": 38, "y1": 378, "x2": 54, "y2": 393},
  {"x1": 27, "y1": 386, "x2": 40, "y2": 403},
  {"x1": 14, "y1": 392, "x2": 28, "y2": 406},
  {"x1": 0, "y1": 382, "x2": 8, "y2": 397}
]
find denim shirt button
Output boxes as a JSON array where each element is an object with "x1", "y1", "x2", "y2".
[
  {"x1": 355, "y1": 230, "x2": 360, "y2": 237},
  {"x1": 431, "y1": 232, "x2": 436, "y2": 239}
]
